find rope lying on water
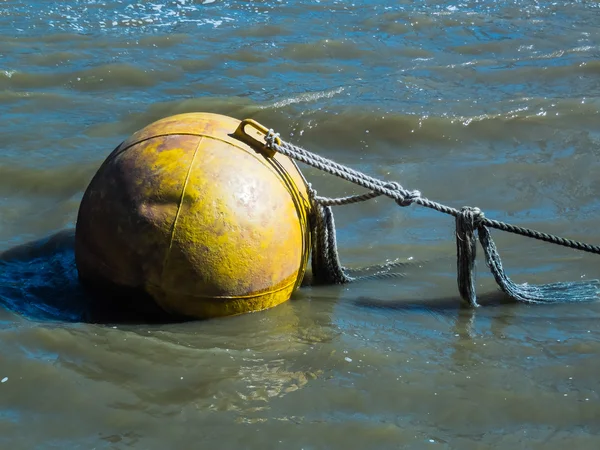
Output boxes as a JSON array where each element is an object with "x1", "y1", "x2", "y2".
[{"x1": 264, "y1": 130, "x2": 600, "y2": 307}]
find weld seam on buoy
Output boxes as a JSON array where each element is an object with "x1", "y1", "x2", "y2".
[
  {"x1": 160, "y1": 135, "x2": 205, "y2": 288},
  {"x1": 103, "y1": 132, "x2": 243, "y2": 167},
  {"x1": 116, "y1": 132, "x2": 312, "y2": 215},
  {"x1": 145, "y1": 276, "x2": 299, "y2": 299}
]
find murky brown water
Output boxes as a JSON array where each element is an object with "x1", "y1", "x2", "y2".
[{"x1": 2, "y1": 1, "x2": 600, "y2": 448}]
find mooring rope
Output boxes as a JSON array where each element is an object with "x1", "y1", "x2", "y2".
[{"x1": 264, "y1": 130, "x2": 599, "y2": 307}]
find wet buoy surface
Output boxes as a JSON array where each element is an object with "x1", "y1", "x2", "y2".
[{"x1": 75, "y1": 112, "x2": 311, "y2": 319}]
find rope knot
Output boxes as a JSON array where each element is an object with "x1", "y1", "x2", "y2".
[
  {"x1": 384, "y1": 182, "x2": 421, "y2": 207},
  {"x1": 265, "y1": 129, "x2": 281, "y2": 149},
  {"x1": 458, "y1": 206, "x2": 485, "y2": 229}
]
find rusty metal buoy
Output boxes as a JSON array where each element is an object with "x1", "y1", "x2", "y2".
[{"x1": 75, "y1": 112, "x2": 311, "y2": 319}]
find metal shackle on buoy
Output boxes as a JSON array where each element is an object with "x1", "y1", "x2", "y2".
[{"x1": 74, "y1": 112, "x2": 312, "y2": 320}]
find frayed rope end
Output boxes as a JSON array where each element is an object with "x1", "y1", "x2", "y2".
[{"x1": 456, "y1": 207, "x2": 599, "y2": 307}]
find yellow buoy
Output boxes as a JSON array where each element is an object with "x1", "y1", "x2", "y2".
[{"x1": 75, "y1": 112, "x2": 312, "y2": 320}]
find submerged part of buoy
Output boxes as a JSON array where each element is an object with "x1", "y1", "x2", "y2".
[{"x1": 75, "y1": 112, "x2": 311, "y2": 319}]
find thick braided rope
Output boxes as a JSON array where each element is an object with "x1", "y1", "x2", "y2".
[
  {"x1": 314, "y1": 191, "x2": 381, "y2": 206},
  {"x1": 265, "y1": 132, "x2": 600, "y2": 256}
]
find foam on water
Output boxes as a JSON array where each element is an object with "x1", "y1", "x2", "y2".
[{"x1": 6, "y1": 1, "x2": 234, "y2": 33}]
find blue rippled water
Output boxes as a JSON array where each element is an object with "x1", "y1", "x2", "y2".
[{"x1": 1, "y1": 1, "x2": 600, "y2": 448}]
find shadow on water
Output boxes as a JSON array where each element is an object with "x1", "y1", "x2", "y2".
[
  {"x1": 352, "y1": 290, "x2": 514, "y2": 312},
  {"x1": 0, "y1": 229, "x2": 534, "y2": 326},
  {"x1": 0, "y1": 229, "x2": 184, "y2": 324}
]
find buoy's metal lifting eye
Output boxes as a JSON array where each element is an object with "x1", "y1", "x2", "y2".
[{"x1": 233, "y1": 118, "x2": 281, "y2": 158}]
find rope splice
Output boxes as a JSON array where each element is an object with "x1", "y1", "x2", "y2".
[{"x1": 236, "y1": 119, "x2": 599, "y2": 307}]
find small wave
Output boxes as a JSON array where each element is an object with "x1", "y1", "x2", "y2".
[
  {"x1": 280, "y1": 39, "x2": 368, "y2": 62},
  {"x1": 82, "y1": 94, "x2": 600, "y2": 151},
  {"x1": 0, "y1": 163, "x2": 96, "y2": 198},
  {"x1": 262, "y1": 87, "x2": 346, "y2": 109},
  {"x1": 0, "y1": 63, "x2": 180, "y2": 91}
]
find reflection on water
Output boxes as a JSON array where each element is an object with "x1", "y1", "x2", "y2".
[{"x1": 2, "y1": 0, "x2": 600, "y2": 448}]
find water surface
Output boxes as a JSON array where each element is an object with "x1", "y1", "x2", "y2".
[{"x1": 1, "y1": 1, "x2": 600, "y2": 448}]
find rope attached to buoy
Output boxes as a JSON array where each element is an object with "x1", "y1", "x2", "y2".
[
  {"x1": 231, "y1": 118, "x2": 598, "y2": 306},
  {"x1": 258, "y1": 126, "x2": 600, "y2": 307}
]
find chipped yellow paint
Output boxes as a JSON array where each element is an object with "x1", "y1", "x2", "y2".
[{"x1": 75, "y1": 112, "x2": 312, "y2": 319}]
